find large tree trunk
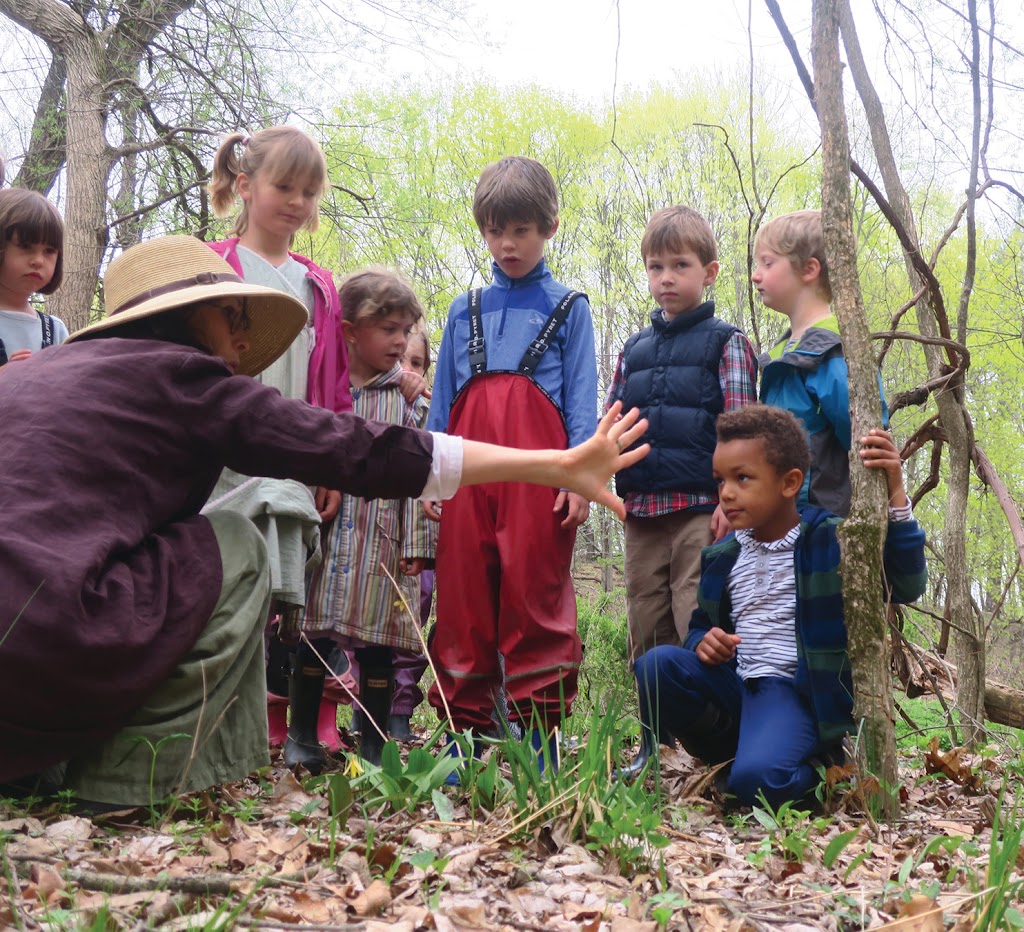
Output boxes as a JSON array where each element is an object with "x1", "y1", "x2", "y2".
[
  {"x1": 837, "y1": 0, "x2": 985, "y2": 746},
  {"x1": 0, "y1": 0, "x2": 109, "y2": 330},
  {"x1": 59, "y1": 27, "x2": 109, "y2": 330},
  {"x1": 811, "y1": 0, "x2": 898, "y2": 814}
]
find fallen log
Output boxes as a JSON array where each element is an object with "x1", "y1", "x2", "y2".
[{"x1": 890, "y1": 634, "x2": 1024, "y2": 730}]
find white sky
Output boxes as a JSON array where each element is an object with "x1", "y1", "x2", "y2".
[{"x1": 367, "y1": 0, "x2": 819, "y2": 102}]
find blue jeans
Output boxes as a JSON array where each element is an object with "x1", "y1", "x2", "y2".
[{"x1": 634, "y1": 646, "x2": 823, "y2": 807}]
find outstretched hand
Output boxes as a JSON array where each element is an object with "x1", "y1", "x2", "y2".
[{"x1": 562, "y1": 402, "x2": 649, "y2": 520}]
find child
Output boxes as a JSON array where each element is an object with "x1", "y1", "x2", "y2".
[
  {"x1": 296, "y1": 269, "x2": 436, "y2": 767},
  {"x1": 425, "y1": 156, "x2": 598, "y2": 771},
  {"x1": 607, "y1": 206, "x2": 757, "y2": 667},
  {"x1": 204, "y1": 126, "x2": 352, "y2": 762},
  {"x1": 392, "y1": 323, "x2": 433, "y2": 738},
  {"x1": 753, "y1": 209, "x2": 887, "y2": 517},
  {"x1": 0, "y1": 189, "x2": 68, "y2": 366},
  {"x1": 348, "y1": 324, "x2": 433, "y2": 744},
  {"x1": 631, "y1": 405, "x2": 926, "y2": 807}
]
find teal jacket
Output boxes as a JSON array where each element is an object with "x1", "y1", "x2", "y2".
[
  {"x1": 683, "y1": 507, "x2": 927, "y2": 745},
  {"x1": 759, "y1": 317, "x2": 888, "y2": 517}
]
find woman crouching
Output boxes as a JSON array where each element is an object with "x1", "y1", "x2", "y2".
[{"x1": 0, "y1": 235, "x2": 647, "y2": 809}]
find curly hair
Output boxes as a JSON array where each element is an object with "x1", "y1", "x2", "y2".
[
  {"x1": 716, "y1": 405, "x2": 810, "y2": 476},
  {"x1": 339, "y1": 267, "x2": 424, "y2": 325}
]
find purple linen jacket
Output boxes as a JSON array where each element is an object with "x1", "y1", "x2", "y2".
[{"x1": 0, "y1": 338, "x2": 430, "y2": 780}]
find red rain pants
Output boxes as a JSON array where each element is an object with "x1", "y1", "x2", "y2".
[{"x1": 427, "y1": 373, "x2": 581, "y2": 731}]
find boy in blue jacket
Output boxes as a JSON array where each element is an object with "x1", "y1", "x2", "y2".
[
  {"x1": 753, "y1": 209, "x2": 887, "y2": 516},
  {"x1": 630, "y1": 405, "x2": 926, "y2": 807},
  {"x1": 425, "y1": 156, "x2": 598, "y2": 771}
]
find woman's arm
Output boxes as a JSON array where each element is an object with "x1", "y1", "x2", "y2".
[{"x1": 458, "y1": 403, "x2": 649, "y2": 520}]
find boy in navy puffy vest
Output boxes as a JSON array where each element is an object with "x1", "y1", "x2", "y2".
[{"x1": 607, "y1": 206, "x2": 756, "y2": 775}]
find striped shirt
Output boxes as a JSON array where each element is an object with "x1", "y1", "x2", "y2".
[
  {"x1": 606, "y1": 328, "x2": 758, "y2": 518},
  {"x1": 730, "y1": 525, "x2": 801, "y2": 680}
]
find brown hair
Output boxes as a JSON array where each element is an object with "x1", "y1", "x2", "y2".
[
  {"x1": 208, "y1": 126, "x2": 327, "y2": 237},
  {"x1": 754, "y1": 209, "x2": 832, "y2": 301},
  {"x1": 641, "y1": 205, "x2": 718, "y2": 265},
  {"x1": 716, "y1": 405, "x2": 810, "y2": 477},
  {"x1": 340, "y1": 267, "x2": 424, "y2": 326},
  {"x1": 0, "y1": 188, "x2": 64, "y2": 294},
  {"x1": 472, "y1": 156, "x2": 559, "y2": 234}
]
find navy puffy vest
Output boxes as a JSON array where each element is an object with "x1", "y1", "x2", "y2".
[{"x1": 615, "y1": 302, "x2": 737, "y2": 496}]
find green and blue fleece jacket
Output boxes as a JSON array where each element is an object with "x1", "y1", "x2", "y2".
[{"x1": 683, "y1": 506, "x2": 927, "y2": 745}]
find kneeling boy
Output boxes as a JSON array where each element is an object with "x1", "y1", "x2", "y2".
[{"x1": 633, "y1": 405, "x2": 926, "y2": 807}]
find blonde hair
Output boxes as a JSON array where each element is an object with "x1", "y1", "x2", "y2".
[
  {"x1": 641, "y1": 206, "x2": 718, "y2": 265},
  {"x1": 754, "y1": 210, "x2": 832, "y2": 302},
  {"x1": 406, "y1": 322, "x2": 431, "y2": 374},
  {"x1": 209, "y1": 126, "x2": 327, "y2": 237},
  {"x1": 340, "y1": 267, "x2": 424, "y2": 326},
  {"x1": 472, "y1": 156, "x2": 559, "y2": 234}
]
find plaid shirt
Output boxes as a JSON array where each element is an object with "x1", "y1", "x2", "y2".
[{"x1": 606, "y1": 329, "x2": 757, "y2": 518}]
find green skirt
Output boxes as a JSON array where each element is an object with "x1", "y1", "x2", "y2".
[{"x1": 61, "y1": 512, "x2": 273, "y2": 806}]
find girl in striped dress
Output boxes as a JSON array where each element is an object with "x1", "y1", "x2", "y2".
[{"x1": 293, "y1": 269, "x2": 435, "y2": 768}]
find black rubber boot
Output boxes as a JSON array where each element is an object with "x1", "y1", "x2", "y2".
[
  {"x1": 284, "y1": 655, "x2": 327, "y2": 774},
  {"x1": 616, "y1": 727, "x2": 656, "y2": 782},
  {"x1": 356, "y1": 648, "x2": 394, "y2": 766},
  {"x1": 388, "y1": 714, "x2": 415, "y2": 742}
]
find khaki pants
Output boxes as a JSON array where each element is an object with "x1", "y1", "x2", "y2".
[
  {"x1": 624, "y1": 510, "x2": 713, "y2": 663},
  {"x1": 63, "y1": 512, "x2": 272, "y2": 806}
]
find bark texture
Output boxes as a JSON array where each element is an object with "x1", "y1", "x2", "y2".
[
  {"x1": 0, "y1": 0, "x2": 199, "y2": 330},
  {"x1": 837, "y1": 0, "x2": 984, "y2": 746},
  {"x1": 811, "y1": 0, "x2": 897, "y2": 813}
]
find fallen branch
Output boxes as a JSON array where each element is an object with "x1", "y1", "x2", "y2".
[{"x1": 9, "y1": 861, "x2": 317, "y2": 896}]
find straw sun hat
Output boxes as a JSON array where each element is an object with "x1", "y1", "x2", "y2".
[{"x1": 67, "y1": 235, "x2": 308, "y2": 376}]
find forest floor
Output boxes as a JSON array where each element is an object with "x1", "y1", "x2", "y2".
[
  {"x1": 2, "y1": 583, "x2": 1022, "y2": 931},
  {"x1": 3, "y1": 710, "x2": 1021, "y2": 931}
]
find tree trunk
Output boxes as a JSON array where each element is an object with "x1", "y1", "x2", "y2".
[
  {"x1": 836, "y1": 0, "x2": 985, "y2": 746},
  {"x1": 0, "y1": 0, "x2": 109, "y2": 331},
  {"x1": 58, "y1": 27, "x2": 109, "y2": 330},
  {"x1": 811, "y1": 0, "x2": 898, "y2": 815}
]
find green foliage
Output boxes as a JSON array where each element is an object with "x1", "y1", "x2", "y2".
[
  {"x1": 126, "y1": 731, "x2": 192, "y2": 824},
  {"x1": 646, "y1": 890, "x2": 690, "y2": 930},
  {"x1": 975, "y1": 789, "x2": 1024, "y2": 931},
  {"x1": 348, "y1": 733, "x2": 463, "y2": 814},
  {"x1": 746, "y1": 795, "x2": 833, "y2": 867}
]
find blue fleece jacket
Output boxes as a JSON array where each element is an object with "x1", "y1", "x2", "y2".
[{"x1": 427, "y1": 259, "x2": 598, "y2": 447}]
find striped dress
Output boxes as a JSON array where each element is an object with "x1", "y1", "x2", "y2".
[{"x1": 299, "y1": 362, "x2": 435, "y2": 651}]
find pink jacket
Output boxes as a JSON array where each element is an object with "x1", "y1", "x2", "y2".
[{"x1": 209, "y1": 238, "x2": 352, "y2": 412}]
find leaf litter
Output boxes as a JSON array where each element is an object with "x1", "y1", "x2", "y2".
[{"x1": 1, "y1": 737, "x2": 1021, "y2": 931}]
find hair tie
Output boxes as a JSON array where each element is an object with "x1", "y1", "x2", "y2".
[{"x1": 239, "y1": 133, "x2": 251, "y2": 147}]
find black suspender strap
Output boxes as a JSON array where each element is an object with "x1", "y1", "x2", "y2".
[
  {"x1": 517, "y1": 290, "x2": 585, "y2": 376},
  {"x1": 467, "y1": 288, "x2": 487, "y2": 377},
  {"x1": 0, "y1": 313, "x2": 56, "y2": 365},
  {"x1": 39, "y1": 312, "x2": 55, "y2": 348}
]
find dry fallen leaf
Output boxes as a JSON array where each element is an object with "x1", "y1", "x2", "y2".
[
  {"x1": 350, "y1": 878, "x2": 393, "y2": 917},
  {"x1": 924, "y1": 738, "x2": 982, "y2": 791},
  {"x1": 880, "y1": 894, "x2": 944, "y2": 931}
]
